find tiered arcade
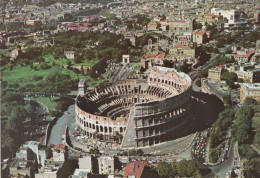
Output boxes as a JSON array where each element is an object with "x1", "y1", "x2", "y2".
[{"x1": 75, "y1": 66, "x2": 192, "y2": 148}]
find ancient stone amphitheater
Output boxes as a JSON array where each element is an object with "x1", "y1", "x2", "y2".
[{"x1": 75, "y1": 66, "x2": 192, "y2": 148}]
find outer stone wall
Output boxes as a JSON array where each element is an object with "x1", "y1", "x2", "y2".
[{"x1": 75, "y1": 66, "x2": 192, "y2": 147}]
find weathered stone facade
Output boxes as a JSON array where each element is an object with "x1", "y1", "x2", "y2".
[{"x1": 75, "y1": 66, "x2": 192, "y2": 148}]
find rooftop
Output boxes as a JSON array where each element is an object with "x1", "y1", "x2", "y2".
[
  {"x1": 54, "y1": 144, "x2": 65, "y2": 150},
  {"x1": 232, "y1": 50, "x2": 255, "y2": 58},
  {"x1": 174, "y1": 43, "x2": 186, "y2": 48},
  {"x1": 124, "y1": 161, "x2": 148, "y2": 178},
  {"x1": 194, "y1": 31, "x2": 206, "y2": 35},
  {"x1": 242, "y1": 83, "x2": 260, "y2": 90}
]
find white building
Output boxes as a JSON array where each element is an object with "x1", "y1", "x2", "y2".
[
  {"x1": 52, "y1": 144, "x2": 67, "y2": 162},
  {"x1": 64, "y1": 51, "x2": 75, "y2": 59},
  {"x1": 98, "y1": 156, "x2": 115, "y2": 175},
  {"x1": 79, "y1": 156, "x2": 93, "y2": 170},
  {"x1": 211, "y1": 8, "x2": 247, "y2": 29},
  {"x1": 240, "y1": 83, "x2": 260, "y2": 102}
]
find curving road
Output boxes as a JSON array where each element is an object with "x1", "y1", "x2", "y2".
[
  {"x1": 208, "y1": 142, "x2": 236, "y2": 177},
  {"x1": 48, "y1": 104, "x2": 76, "y2": 145}
]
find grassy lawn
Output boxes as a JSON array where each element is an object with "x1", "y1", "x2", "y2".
[
  {"x1": 2, "y1": 64, "x2": 107, "y2": 87},
  {"x1": 43, "y1": 54, "x2": 100, "y2": 67},
  {"x1": 27, "y1": 97, "x2": 59, "y2": 111},
  {"x1": 2, "y1": 53, "x2": 109, "y2": 90},
  {"x1": 1, "y1": 65, "x2": 65, "y2": 86}
]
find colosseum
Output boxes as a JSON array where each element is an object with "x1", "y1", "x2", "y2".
[{"x1": 75, "y1": 66, "x2": 192, "y2": 148}]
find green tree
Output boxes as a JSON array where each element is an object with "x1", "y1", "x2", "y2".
[
  {"x1": 253, "y1": 115, "x2": 260, "y2": 148},
  {"x1": 180, "y1": 61, "x2": 190, "y2": 73},
  {"x1": 198, "y1": 69, "x2": 208, "y2": 78},
  {"x1": 136, "y1": 149, "x2": 144, "y2": 156},
  {"x1": 30, "y1": 62, "x2": 33, "y2": 69},
  {"x1": 244, "y1": 97, "x2": 257, "y2": 106},
  {"x1": 80, "y1": 65, "x2": 84, "y2": 75},
  {"x1": 221, "y1": 71, "x2": 237, "y2": 89},
  {"x1": 194, "y1": 22, "x2": 203, "y2": 30},
  {"x1": 156, "y1": 162, "x2": 177, "y2": 177},
  {"x1": 195, "y1": 80, "x2": 201, "y2": 87},
  {"x1": 129, "y1": 149, "x2": 137, "y2": 156},
  {"x1": 233, "y1": 106, "x2": 254, "y2": 144},
  {"x1": 223, "y1": 94, "x2": 232, "y2": 108},
  {"x1": 177, "y1": 160, "x2": 198, "y2": 177},
  {"x1": 157, "y1": 162, "x2": 170, "y2": 177}
]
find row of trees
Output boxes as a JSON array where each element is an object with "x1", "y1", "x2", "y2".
[
  {"x1": 211, "y1": 56, "x2": 234, "y2": 67},
  {"x1": 18, "y1": 69, "x2": 78, "y2": 94},
  {"x1": 209, "y1": 108, "x2": 235, "y2": 162},
  {"x1": 156, "y1": 160, "x2": 201, "y2": 178},
  {"x1": 232, "y1": 98, "x2": 260, "y2": 178},
  {"x1": 1, "y1": 86, "x2": 28, "y2": 158},
  {"x1": 49, "y1": 97, "x2": 74, "y2": 118}
]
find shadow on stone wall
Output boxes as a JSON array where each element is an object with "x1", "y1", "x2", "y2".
[{"x1": 183, "y1": 91, "x2": 225, "y2": 136}]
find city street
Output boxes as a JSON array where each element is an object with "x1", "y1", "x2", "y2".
[
  {"x1": 48, "y1": 104, "x2": 76, "y2": 145},
  {"x1": 209, "y1": 142, "x2": 237, "y2": 177}
]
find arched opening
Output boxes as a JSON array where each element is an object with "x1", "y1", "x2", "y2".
[
  {"x1": 96, "y1": 126, "x2": 99, "y2": 132},
  {"x1": 100, "y1": 126, "x2": 103, "y2": 132},
  {"x1": 120, "y1": 127, "x2": 123, "y2": 133},
  {"x1": 109, "y1": 127, "x2": 112, "y2": 133},
  {"x1": 104, "y1": 126, "x2": 108, "y2": 133}
]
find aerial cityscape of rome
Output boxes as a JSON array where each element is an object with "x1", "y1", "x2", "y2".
[{"x1": 1, "y1": 0, "x2": 260, "y2": 177}]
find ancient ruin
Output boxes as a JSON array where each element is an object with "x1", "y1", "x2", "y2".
[{"x1": 75, "y1": 66, "x2": 192, "y2": 148}]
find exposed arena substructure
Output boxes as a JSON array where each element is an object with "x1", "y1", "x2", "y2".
[{"x1": 75, "y1": 66, "x2": 192, "y2": 148}]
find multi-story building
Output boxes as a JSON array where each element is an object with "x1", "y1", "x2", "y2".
[
  {"x1": 10, "y1": 159, "x2": 36, "y2": 178},
  {"x1": 240, "y1": 83, "x2": 260, "y2": 102},
  {"x1": 232, "y1": 50, "x2": 255, "y2": 65},
  {"x1": 98, "y1": 156, "x2": 115, "y2": 174},
  {"x1": 168, "y1": 19, "x2": 193, "y2": 34},
  {"x1": 147, "y1": 21, "x2": 158, "y2": 31},
  {"x1": 211, "y1": 8, "x2": 247, "y2": 29},
  {"x1": 169, "y1": 43, "x2": 195, "y2": 63},
  {"x1": 72, "y1": 156, "x2": 93, "y2": 177},
  {"x1": 208, "y1": 65, "x2": 225, "y2": 82},
  {"x1": 235, "y1": 69, "x2": 260, "y2": 83},
  {"x1": 26, "y1": 19, "x2": 42, "y2": 26},
  {"x1": 199, "y1": 14, "x2": 224, "y2": 26},
  {"x1": 124, "y1": 161, "x2": 150, "y2": 178},
  {"x1": 52, "y1": 144, "x2": 68, "y2": 162},
  {"x1": 193, "y1": 31, "x2": 207, "y2": 45},
  {"x1": 141, "y1": 53, "x2": 165, "y2": 69}
]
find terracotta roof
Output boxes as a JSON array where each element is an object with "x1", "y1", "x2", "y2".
[
  {"x1": 124, "y1": 161, "x2": 148, "y2": 178},
  {"x1": 216, "y1": 64, "x2": 225, "y2": 69},
  {"x1": 232, "y1": 50, "x2": 255, "y2": 58},
  {"x1": 156, "y1": 53, "x2": 165, "y2": 59},
  {"x1": 179, "y1": 38, "x2": 190, "y2": 41},
  {"x1": 174, "y1": 43, "x2": 186, "y2": 48},
  {"x1": 54, "y1": 144, "x2": 66, "y2": 149},
  {"x1": 143, "y1": 53, "x2": 165, "y2": 59},
  {"x1": 194, "y1": 31, "x2": 206, "y2": 35},
  {"x1": 206, "y1": 14, "x2": 222, "y2": 18}
]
